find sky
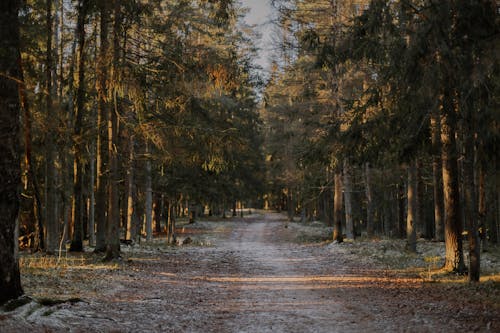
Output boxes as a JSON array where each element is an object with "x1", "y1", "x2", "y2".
[{"x1": 239, "y1": 0, "x2": 274, "y2": 74}]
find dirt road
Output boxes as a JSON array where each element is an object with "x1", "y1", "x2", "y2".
[{"x1": 2, "y1": 211, "x2": 499, "y2": 332}]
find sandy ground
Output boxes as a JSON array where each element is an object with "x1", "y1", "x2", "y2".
[{"x1": 1, "y1": 211, "x2": 499, "y2": 332}]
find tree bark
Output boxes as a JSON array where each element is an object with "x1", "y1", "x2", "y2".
[
  {"x1": 343, "y1": 160, "x2": 354, "y2": 239},
  {"x1": 125, "y1": 135, "x2": 135, "y2": 241},
  {"x1": 406, "y1": 160, "x2": 417, "y2": 253},
  {"x1": 463, "y1": 103, "x2": 480, "y2": 282},
  {"x1": 166, "y1": 200, "x2": 176, "y2": 244},
  {"x1": 0, "y1": 0, "x2": 24, "y2": 303},
  {"x1": 95, "y1": 0, "x2": 110, "y2": 252},
  {"x1": 104, "y1": 0, "x2": 122, "y2": 260},
  {"x1": 145, "y1": 143, "x2": 153, "y2": 241},
  {"x1": 18, "y1": 55, "x2": 44, "y2": 251},
  {"x1": 287, "y1": 188, "x2": 294, "y2": 222},
  {"x1": 365, "y1": 162, "x2": 374, "y2": 237},
  {"x1": 478, "y1": 165, "x2": 486, "y2": 250},
  {"x1": 88, "y1": 141, "x2": 96, "y2": 246},
  {"x1": 70, "y1": 0, "x2": 88, "y2": 252},
  {"x1": 333, "y1": 170, "x2": 343, "y2": 242},
  {"x1": 431, "y1": 110, "x2": 445, "y2": 241},
  {"x1": 44, "y1": 0, "x2": 59, "y2": 254},
  {"x1": 441, "y1": 97, "x2": 466, "y2": 273},
  {"x1": 153, "y1": 193, "x2": 162, "y2": 233}
]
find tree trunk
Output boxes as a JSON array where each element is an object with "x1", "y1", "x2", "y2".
[
  {"x1": 153, "y1": 193, "x2": 162, "y2": 234},
  {"x1": 62, "y1": 34, "x2": 76, "y2": 250},
  {"x1": 365, "y1": 162, "x2": 374, "y2": 237},
  {"x1": 478, "y1": 165, "x2": 486, "y2": 250},
  {"x1": 287, "y1": 188, "x2": 294, "y2": 222},
  {"x1": 145, "y1": 143, "x2": 153, "y2": 241},
  {"x1": 406, "y1": 160, "x2": 417, "y2": 253},
  {"x1": 18, "y1": 55, "x2": 44, "y2": 251},
  {"x1": 463, "y1": 104, "x2": 480, "y2": 282},
  {"x1": 0, "y1": 0, "x2": 24, "y2": 303},
  {"x1": 416, "y1": 159, "x2": 429, "y2": 239},
  {"x1": 343, "y1": 160, "x2": 354, "y2": 239},
  {"x1": 104, "y1": 90, "x2": 120, "y2": 259},
  {"x1": 45, "y1": 0, "x2": 59, "y2": 254},
  {"x1": 232, "y1": 200, "x2": 237, "y2": 217},
  {"x1": 70, "y1": 0, "x2": 88, "y2": 252},
  {"x1": 441, "y1": 97, "x2": 466, "y2": 273},
  {"x1": 104, "y1": 0, "x2": 122, "y2": 260},
  {"x1": 333, "y1": 170, "x2": 343, "y2": 242},
  {"x1": 95, "y1": 0, "x2": 110, "y2": 252},
  {"x1": 125, "y1": 135, "x2": 135, "y2": 241},
  {"x1": 88, "y1": 141, "x2": 96, "y2": 246},
  {"x1": 166, "y1": 200, "x2": 176, "y2": 244},
  {"x1": 431, "y1": 110, "x2": 445, "y2": 241}
]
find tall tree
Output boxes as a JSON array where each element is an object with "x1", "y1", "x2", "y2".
[
  {"x1": 69, "y1": 0, "x2": 88, "y2": 252},
  {"x1": 95, "y1": 0, "x2": 110, "y2": 253},
  {"x1": 430, "y1": 110, "x2": 444, "y2": 241},
  {"x1": 104, "y1": 0, "x2": 122, "y2": 260},
  {"x1": 0, "y1": 0, "x2": 24, "y2": 304},
  {"x1": 44, "y1": 0, "x2": 59, "y2": 254}
]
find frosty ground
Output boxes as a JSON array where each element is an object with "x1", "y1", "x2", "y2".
[{"x1": 2, "y1": 211, "x2": 499, "y2": 332}]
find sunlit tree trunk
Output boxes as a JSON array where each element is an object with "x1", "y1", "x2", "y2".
[
  {"x1": 333, "y1": 170, "x2": 343, "y2": 242},
  {"x1": 0, "y1": 0, "x2": 24, "y2": 303},
  {"x1": 344, "y1": 160, "x2": 354, "y2": 239},
  {"x1": 406, "y1": 160, "x2": 417, "y2": 253},
  {"x1": 441, "y1": 96, "x2": 465, "y2": 273},
  {"x1": 125, "y1": 135, "x2": 135, "y2": 241},
  {"x1": 431, "y1": 111, "x2": 444, "y2": 241}
]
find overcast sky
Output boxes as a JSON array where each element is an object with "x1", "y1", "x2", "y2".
[{"x1": 239, "y1": 0, "x2": 274, "y2": 74}]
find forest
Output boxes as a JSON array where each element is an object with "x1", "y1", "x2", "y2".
[{"x1": 0, "y1": 0, "x2": 499, "y2": 331}]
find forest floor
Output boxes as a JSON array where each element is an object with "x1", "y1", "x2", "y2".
[{"x1": 2, "y1": 210, "x2": 500, "y2": 332}]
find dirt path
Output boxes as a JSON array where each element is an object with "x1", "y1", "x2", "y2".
[{"x1": 2, "y1": 211, "x2": 499, "y2": 332}]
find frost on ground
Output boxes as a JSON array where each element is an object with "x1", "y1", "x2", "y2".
[{"x1": 1, "y1": 210, "x2": 499, "y2": 333}]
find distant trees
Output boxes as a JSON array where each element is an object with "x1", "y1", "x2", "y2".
[
  {"x1": 264, "y1": 0, "x2": 499, "y2": 280},
  {"x1": 6, "y1": 0, "x2": 497, "y2": 290},
  {"x1": 15, "y1": 0, "x2": 264, "y2": 258},
  {"x1": 0, "y1": 0, "x2": 24, "y2": 304}
]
